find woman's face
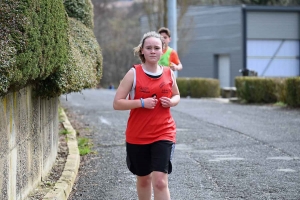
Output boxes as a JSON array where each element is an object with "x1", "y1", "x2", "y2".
[
  {"x1": 160, "y1": 32, "x2": 170, "y2": 47},
  {"x1": 141, "y1": 37, "x2": 163, "y2": 64}
]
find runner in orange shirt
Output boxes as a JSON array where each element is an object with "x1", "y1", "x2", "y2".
[{"x1": 158, "y1": 27, "x2": 183, "y2": 71}]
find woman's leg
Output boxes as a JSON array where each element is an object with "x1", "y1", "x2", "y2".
[
  {"x1": 152, "y1": 171, "x2": 170, "y2": 200},
  {"x1": 136, "y1": 174, "x2": 152, "y2": 200}
]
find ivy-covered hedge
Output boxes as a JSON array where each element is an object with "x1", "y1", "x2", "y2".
[
  {"x1": 36, "y1": 17, "x2": 102, "y2": 97},
  {"x1": 0, "y1": 0, "x2": 69, "y2": 96},
  {"x1": 64, "y1": 0, "x2": 94, "y2": 29},
  {"x1": 0, "y1": 0, "x2": 102, "y2": 98}
]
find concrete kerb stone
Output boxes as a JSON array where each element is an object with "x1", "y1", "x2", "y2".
[{"x1": 43, "y1": 108, "x2": 80, "y2": 200}]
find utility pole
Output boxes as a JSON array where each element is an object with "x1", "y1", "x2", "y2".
[{"x1": 167, "y1": 0, "x2": 178, "y2": 77}]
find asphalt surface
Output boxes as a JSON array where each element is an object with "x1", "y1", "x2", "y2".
[{"x1": 60, "y1": 89, "x2": 300, "y2": 200}]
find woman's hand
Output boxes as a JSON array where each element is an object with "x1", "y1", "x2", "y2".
[
  {"x1": 159, "y1": 96, "x2": 172, "y2": 108},
  {"x1": 169, "y1": 62, "x2": 176, "y2": 71},
  {"x1": 170, "y1": 62, "x2": 182, "y2": 71},
  {"x1": 144, "y1": 96, "x2": 158, "y2": 109}
]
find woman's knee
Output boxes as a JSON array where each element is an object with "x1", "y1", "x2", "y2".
[
  {"x1": 137, "y1": 175, "x2": 152, "y2": 188},
  {"x1": 152, "y1": 172, "x2": 168, "y2": 191},
  {"x1": 153, "y1": 179, "x2": 168, "y2": 191}
]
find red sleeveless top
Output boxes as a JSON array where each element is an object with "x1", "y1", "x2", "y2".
[{"x1": 125, "y1": 64, "x2": 176, "y2": 144}]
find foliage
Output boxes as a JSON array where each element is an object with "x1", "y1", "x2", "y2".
[
  {"x1": 36, "y1": 18, "x2": 103, "y2": 97},
  {"x1": 177, "y1": 77, "x2": 220, "y2": 98},
  {"x1": 236, "y1": 77, "x2": 300, "y2": 107},
  {"x1": 64, "y1": 0, "x2": 94, "y2": 29},
  {"x1": 59, "y1": 129, "x2": 70, "y2": 135},
  {"x1": 273, "y1": 101, "x2": 287, "y2": 107},
  {"x1": 274, "y1": 78, "x2": 286, "y2": 103},
  {"x1": 0, "y1": 0, "x2": 103, "y2": 98},
  {"x1": 189, "y1": 78, "x2": 220, "y2": 98},
  {"x1": 176, "y1": 78, "x2": 190, "y2": 97},
  {"x1": 58, "y1": 107, "x2": 66, "y2": 123},
  {"x1": 285, "y1": 77, "x2": 300, "y2": 107},
  {"x1": 0, "y1": 0, "x2": 69, "y2": 96},
  {"x1": 77, "y1": 137, "x2": 92, "y2": 156},
  {"x1": 235, "y1": 77, "x2": 278, "y2": 103}
]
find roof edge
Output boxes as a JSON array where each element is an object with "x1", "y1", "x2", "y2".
[{"x1": 242, "y1": 4, "x2": 300, "y2": 12}]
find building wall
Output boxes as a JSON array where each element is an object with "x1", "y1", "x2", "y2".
[
  {"x1": 178, "y1": 6, "x2": 243, "y2": 86},
  {"x1": 0, "y1": 86, "x2": 59, "y2": 200},
  {"x1": 247, "y1": 12, "x2": 299, "y2": 39}
]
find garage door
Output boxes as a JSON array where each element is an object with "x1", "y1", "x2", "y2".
[{"x1": 247, "y1": 39, "x2": 299, "y2": 77}]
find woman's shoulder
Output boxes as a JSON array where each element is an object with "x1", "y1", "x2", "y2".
[
  {"x1": 132, "y1": 64, "x2": 142, "y2": 69},
  {"x1": 162, "y1": 66, "x2": 174, "y2": 76}
]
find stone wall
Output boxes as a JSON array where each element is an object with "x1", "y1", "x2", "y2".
[{"x1": 0, "y1": 86, "x2": 59, "y2": 200}]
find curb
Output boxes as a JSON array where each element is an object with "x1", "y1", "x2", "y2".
[{"x1": 43, "y1": 108, "x2": 80, "y2": 200}]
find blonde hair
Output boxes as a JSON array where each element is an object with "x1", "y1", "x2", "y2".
[{"x1": 133, "y1": 31, "x2": 164, "y2": 63}]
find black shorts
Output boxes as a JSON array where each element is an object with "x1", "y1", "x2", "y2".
[{"x1": 126, "y1": 140, "x2": 175, "y2": 176}]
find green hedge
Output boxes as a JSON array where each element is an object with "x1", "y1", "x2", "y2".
[
  {"x1": 274, "y1": 78, "x2": 286, "y2": 103},
  {"x1": 235, "y1": 77, "x2": 278, "y2": 103},
  {"x1": 177, "y1": 77, "x2": 220, "y2": 98},
  {"x1": 285, "y1": 77, "x2": 300, "y2": 107},
  {"x1": 0, "y1": 0, "x2": 69, "y2": 96},
  {"x1": 235, "y1": 77, "x2": 300, "y2": 107},
  {"x1": 36, "y1": 18, "x2": 103, "y2": 97},
  {"x1": 64, "y1": 0, "x2": 94, "y2": 29},
  {"x1": 176, "y1": 78, "x2": 190, "y2": 97},
  {"x1": 0, "y1": 0, "x2": 103, "y2": 98}
]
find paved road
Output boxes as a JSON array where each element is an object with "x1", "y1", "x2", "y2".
[{"x1": 60, "y1": 89, "x2": 300, "y2": 200}]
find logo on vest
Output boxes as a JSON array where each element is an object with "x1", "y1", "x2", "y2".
[
  {"x1": 139, "y1": 86, "x2": 150, "y2": 93},
  {"x1": 159, "y1": 82, "x2": 166, "y2": 88},
  {"x1": 161, "y1": 89, "x2": 169, "y2": 94}
]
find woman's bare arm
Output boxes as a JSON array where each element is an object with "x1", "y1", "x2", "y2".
[{"x1": 113, "y1": 69, "x2": 141, "y2": 110}]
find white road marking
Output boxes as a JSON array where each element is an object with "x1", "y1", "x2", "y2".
[
  {"x1": 99, "y1": 116, "x2": 111, "y2": 125},
  {"x1": 267, "y1": 157, "x2": 300, "y2": 161},
  {"x1": 277, "y1": 168, "x2": 296, "y2": 172},
  {"x1": 209, "y1": 157, "x2": 244, "y2": 162}
]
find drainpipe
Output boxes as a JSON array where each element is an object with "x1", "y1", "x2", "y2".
[
  {"x1": 168, "y1": 0, "x2": 177, "y2": 77},
  {"x1": 242, "y1": 4, "x2": 247, "y2": 70}
]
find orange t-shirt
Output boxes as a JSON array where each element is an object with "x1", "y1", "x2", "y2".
[
  {"x1": 125, "y1": 64, "x2": 176, "y2": 144},
  {"x1": 165, "y1": 47, "x2": 180, "y2": 65}
]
